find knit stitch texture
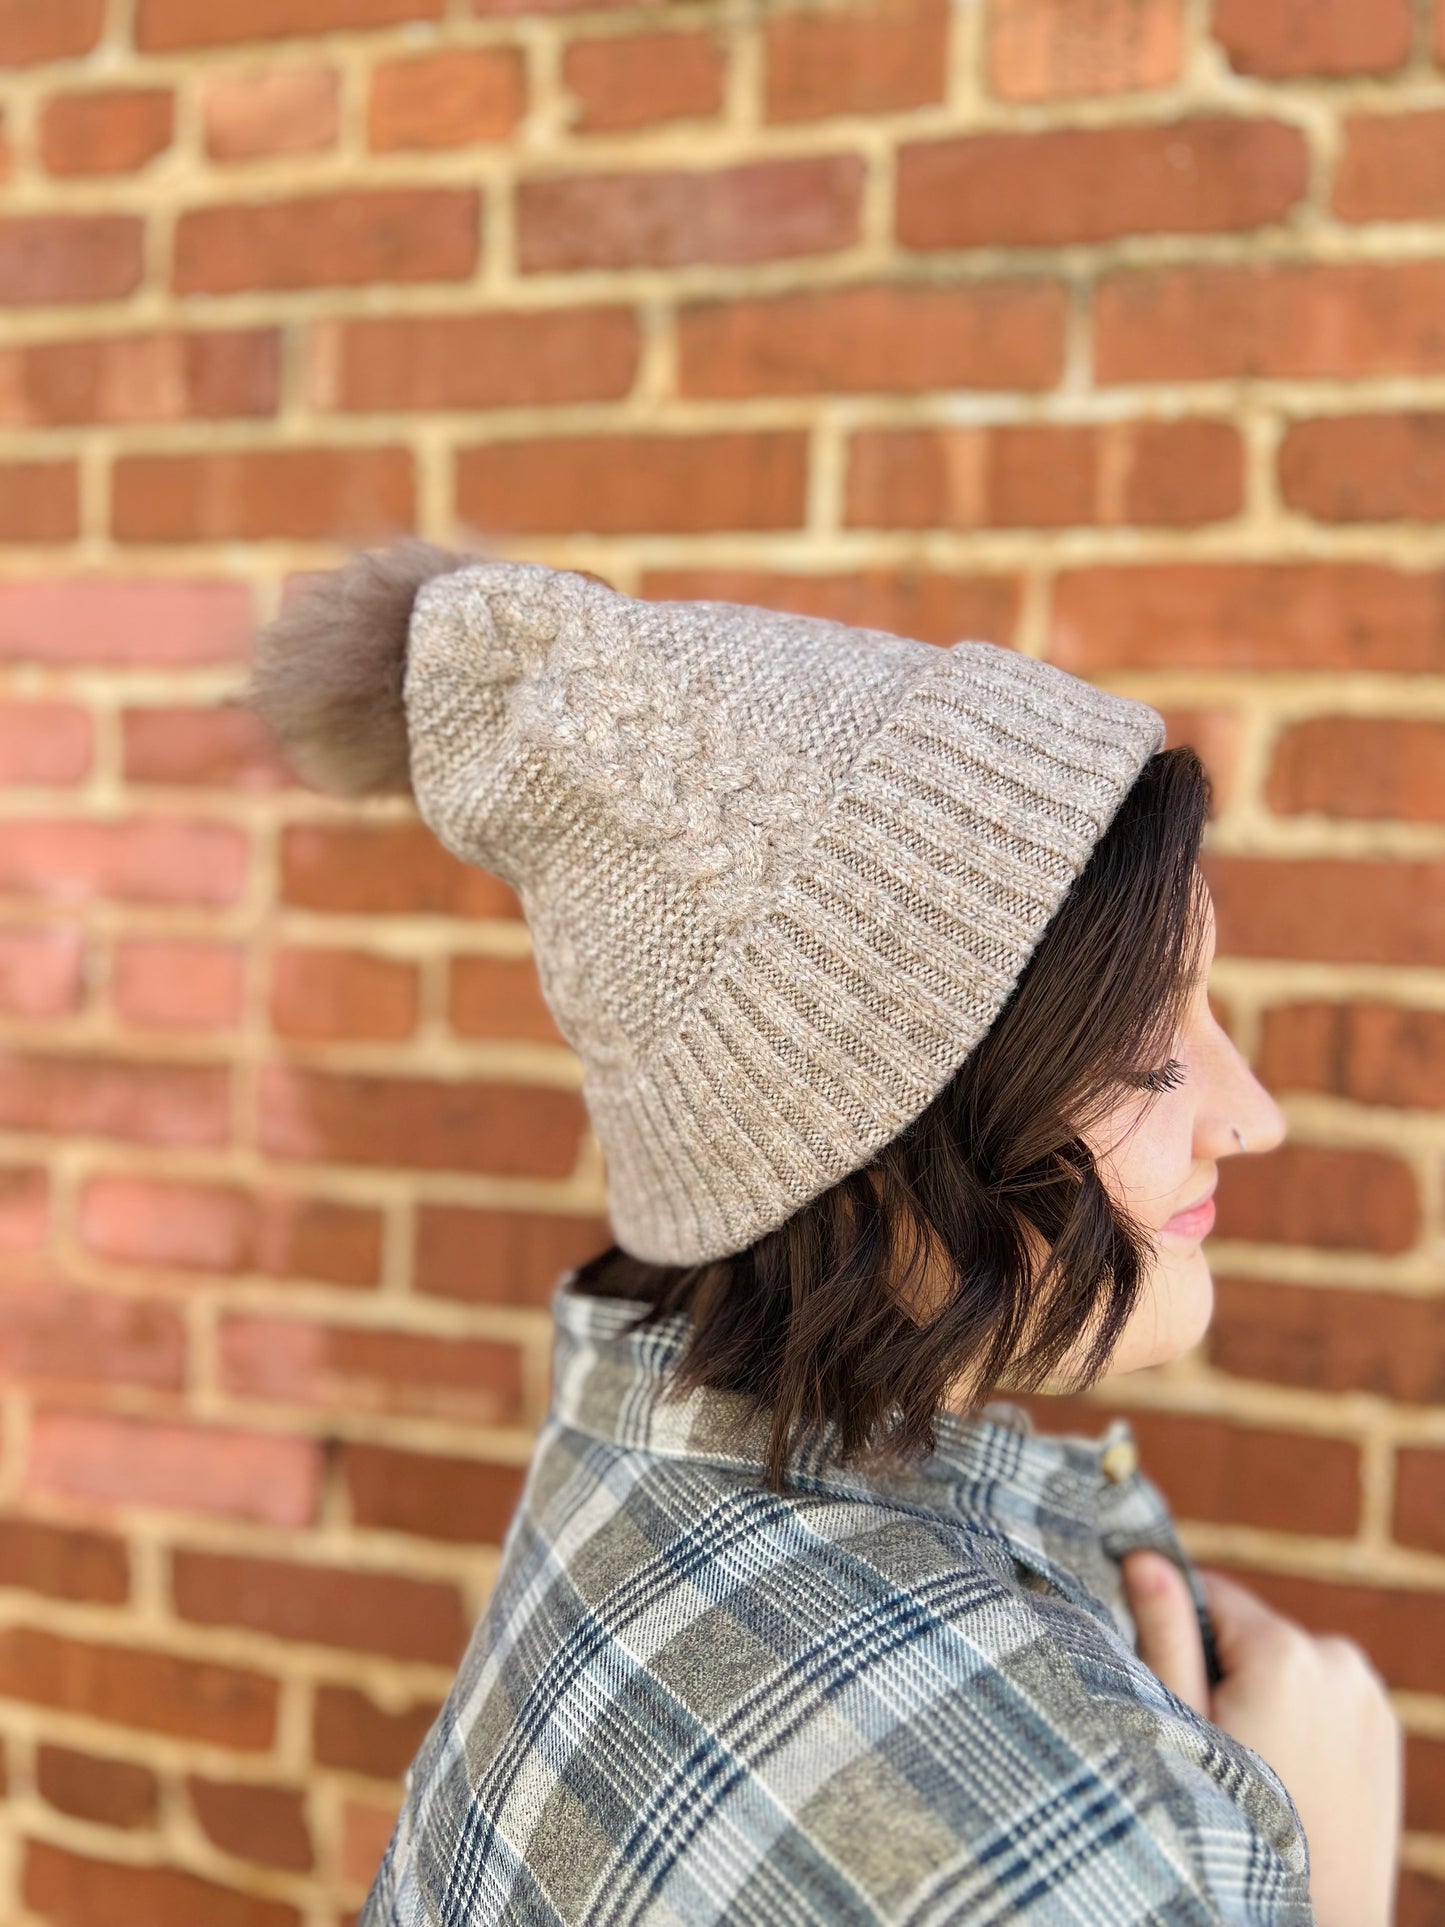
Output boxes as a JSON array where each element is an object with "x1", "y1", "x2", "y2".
[{"x1": 401, "y1": 560, "x2": 1166, "y2": 1263}]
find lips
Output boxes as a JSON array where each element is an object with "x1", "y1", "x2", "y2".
[{"x1": 1163, "y1": 1178, "x2": 1217, "y2": 1237}]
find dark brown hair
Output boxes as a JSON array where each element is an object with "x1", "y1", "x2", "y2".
[{"x1": 569, "y1": 745, "x2": 1213, "y2": 1488}]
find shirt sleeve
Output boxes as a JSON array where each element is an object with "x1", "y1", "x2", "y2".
[{"x1": 955, "y1": 1596, "x2": 1316, "y2": 1926}]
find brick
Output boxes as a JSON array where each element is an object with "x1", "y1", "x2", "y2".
[
  {"x1": 898, "y1": 119, "x2": 1305, "y2": 250},
  {"x1": 341, "y1": 1797, "x2": 398, "y2": 1889},
  {"x1": 0, "y1": 818, "x2": 246, "y2": 906},
  {"x1": 0, "y1": 216, "x2": 143, "y2": 304},
  {"x1": 307, "y1": 305, "x2": 640, "y2": 412},
  {"x1": 265, "y1": 1194, "x2": 384, "y2": 1288},
  {"x1": 313, "y1": 1682, "x2": 442, "y2": 1777},
  {"x1": 343, "y1": 1444, "x2": 527, "y2": 1543},
  {"x1": 259, "y1": 1063, "x2": 586, "y2": 1179},
  {"x1": 641, "y1": 566, "x2": 1021, "y2": 647},
  {"x1": 113, "y1": 446, "x2": 414, "y2": 544},
  {"x1": 1096, "y1": 261, "x2": 1445, "y2": 384},
  {"x1": 0, "y1": 1167, "x2": 50, "y2": 1251},
  {"x1": 270, "y1": 948, "x2": 419, "y2": 1041},
  {"x1": 0, "y1": 929, "x2": 85, "y2": 1019},
  {"x1": 0, "y1": 1051, "x2": 229, "y2": 1148},
  {"x1": 24, "y1": 1841, "x2": 299, "y2": 1927},
  {"x1": 1335, "y1": 110, "x2": 1445, "y2": 223},
  {"x1": 0, "y1": 1516, "x2": 128, "y2": 1603},
  {"x1": 111, "y1": 938, "x2": 245, "y2": 1032},
  {"x1": 0, "y1": 1628, "x2": 276, "y2": 1744},
  {"x1": 188, "y1": 1775, "x2": 313, "y2": 1871},
  {"x1": 219, "y1": 1319, "x2": 526, "y2": 1425},
  {"x1": 0, "y1": 576, "x2": 252, "y2": 665},
  {"x1": 1122, "y1": 1411, "x2": 1359, "y2": 1537},
  {"x1": 449, "y1": 954, "x2": 565, "y2": 1042},
  {"x1": 564, "y1": 29, "x2": 725, "y2": 132},
  {"x1": 1393, "y1": 1448, "x2": 1445, "y2": 1557},
  {"x1": 415, "y1": 1204, "x2": 610, "y2": 1307},
  {"x1": 765, "y1": 0, "x2": 947, "y2": 120},
  {"x1": 137, "y1": 0, "x2": 441, "y2": 50},
  {"x1": 1405, "y1": 1733, "x2": 1445, "y2": 1834},
  {"x1": 37, "y1": 1746, "x2": 158, "y2": 1830},
  {"x1": 678, "y1": 280, "x2": 1067, "y2": 397},
  {"x1": 1210, "y1": 1140, "x2": 1419, "y2": 1253},
  {"x1": 1210, "y1": 1277, "x2": 1445, "y2": 1404},
  {"x1": 40, "y1": 87, "x2": 173, "y2": 175},
  {"x1": 1213, "y1": 0, "x2": 1411, "y2": 76},
  {"x1": 174, "y1": 189, "x2": 480, "y2": 294},
  {"x1": 1204, "y1": 854, "x2": 1445, "y2": 969},
  {"x1": 204, "y1": 63, "x2": 340, "y2": 161},
  {"x1": 28, "y1": 1410, "x2": 323, "y2": 1526},
  {"x1": 30, "y1": 1319, "x2": 141, "y2": 1441},
  {"x1": 1399, "y1": 1868, "x2": 1445, "y2": 1927},
  {"x1": 0, "y1": 702, "x2": 92, "y2": 785},
  {"x1": 0, "y1": 0, "x2": 103, "y2": 64},
  {"x1": 457, "y1": 429, "x2": 805, "y2": 535},
  {"x1": 80, "y1": 1175, "x2": 382, "y2": 1286},
  {"x1": 1266, "y1": 718, "x2": 1445, "y2": 823},
  {"x1": 0, "y1": 1286, "x2": 185, "y2": 1389},
  {"x1": 987, "y1": 0, "x2": 1183, "y2": 100},
  {"x1": 369, "y1": 47, "x2": 525, "y2": 150},
  {"x1": 1050, "y1": 562, "x2": 1445, "y2": 674},
  {"x1": 1281, "y1": 413, "x2": 1445, "y2": 523},
  {"x1": 846, "y1": 419, "x2": 1241, "y2": 529},
  {"x1": 0, "y1": 460, "x2": 79, "y2": 541},
  {"x1": 0, "y1": 328, "x2": 279, "y2": 427},
  {"x1": 517, "y1": 156, "x2": 863, "y2": 271},
  {"x1": 80, "y1": 1173, "x2": 255, "y2": 1273},
  {"x1": 280, "y1": 823, "x2": 520, "y2": 918},
  {"x1": 172, "y1": 1550, "x2": 470, "y2": 1664},
  {"x1": 122, "y1": 703, "x2": 297, "y2": 788},
  {"x1": 1257, "y1": 1001, "x2": 1445, "y2": 1109}
]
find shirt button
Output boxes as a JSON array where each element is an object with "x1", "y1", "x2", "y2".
[{"x1": 1100, "y1": 1437, "x2": 1138, "y2": 1483}]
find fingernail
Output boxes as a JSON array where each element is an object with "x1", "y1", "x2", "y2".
[{"x1": 1125, "y1": 1552, "x2": 1170, "y2": 1596}]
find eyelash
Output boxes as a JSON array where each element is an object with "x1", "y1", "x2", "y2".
[{"x1": 1137, "y1": 1057, "x2": 1187, "y2": 1094}]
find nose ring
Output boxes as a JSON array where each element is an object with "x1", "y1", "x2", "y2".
[{"x1": 1232, "y1": 1126, "x2": 1247, "y2": 1150}]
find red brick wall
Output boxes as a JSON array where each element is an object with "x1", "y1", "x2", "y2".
[{"x1": 1, "y1": 0, "x2": 1443, "y2": 1919}]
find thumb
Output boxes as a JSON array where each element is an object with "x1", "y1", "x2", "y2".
[{"x1": 1121, "y1": 1549, "x2": 1211, "y2": 1718}]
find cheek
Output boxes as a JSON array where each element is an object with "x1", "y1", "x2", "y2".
[{"x1": 1086, "y1": 1095, "x2": 1194, "y2": 1231}]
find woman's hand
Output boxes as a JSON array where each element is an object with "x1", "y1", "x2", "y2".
[{"x1": 1121, "y1": 1548, "x2": 1403, "y2": 1927}]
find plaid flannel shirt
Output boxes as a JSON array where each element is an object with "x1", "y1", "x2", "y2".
[{"x1": 362, "y1": 1280, "x2": 1313, "y2": 1926}]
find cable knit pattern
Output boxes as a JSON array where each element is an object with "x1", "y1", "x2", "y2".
[
  {"x1": 402, "y1": 558, "x2": 1166, "y2": 1264},
  {"x1": 505, "y1": 618, "x2": 836, "y2": 932}
]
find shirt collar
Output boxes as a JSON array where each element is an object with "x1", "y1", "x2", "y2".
[{"x1": 548, "y1": 1277, "x2": 1169, "y2": 1564}]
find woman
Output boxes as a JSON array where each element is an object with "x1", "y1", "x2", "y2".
[{"x1": 244, "y1": 543, "x2": 1400, "y2": 1926}]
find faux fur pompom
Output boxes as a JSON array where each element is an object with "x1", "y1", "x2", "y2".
[{"x1": 236, "y1": 538, "x2": 477, "y2": 797}]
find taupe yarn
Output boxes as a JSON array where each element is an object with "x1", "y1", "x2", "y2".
[{"x1": 243, "y1": 545, "x2": 1165, "y2": 1266}]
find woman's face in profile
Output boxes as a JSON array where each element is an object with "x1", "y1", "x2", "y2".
[{"x1": 1069, "y1": 888, "x2": 1289, "y2": 1379}]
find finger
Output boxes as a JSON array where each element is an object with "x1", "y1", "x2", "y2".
[
  {"x1": 1193, "y1": 1567, "x2": 1286, "y2": 1675},
  {"x1": 1121, "y1": 1550, "x2": 1211, "y2": 1717}
]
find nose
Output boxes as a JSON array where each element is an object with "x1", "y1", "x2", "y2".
[{"x1": 1211, "y1": 1038, "x2": 1288, "y2": 1159}]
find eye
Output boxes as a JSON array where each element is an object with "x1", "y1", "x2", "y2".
[{"x1": 1136, "y1": 1056, "x2": 1187, "y2": 1094}]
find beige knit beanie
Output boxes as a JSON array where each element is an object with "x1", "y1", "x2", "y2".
[{"x1": 243, "y1": 542, "x2": 1166, "y2": 1267}]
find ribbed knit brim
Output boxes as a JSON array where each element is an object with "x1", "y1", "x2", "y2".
[
  {"x1": 403, "y1": 564, "x2": 1164, "y2": 1266},
  {"x1": 586, "y1": 640, "x2": 1164, "y2": 1262}
]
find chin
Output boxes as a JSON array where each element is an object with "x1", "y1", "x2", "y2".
[{"x1": 1112, "y1": 1246, "x2": 1216, "y2": 1374}]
